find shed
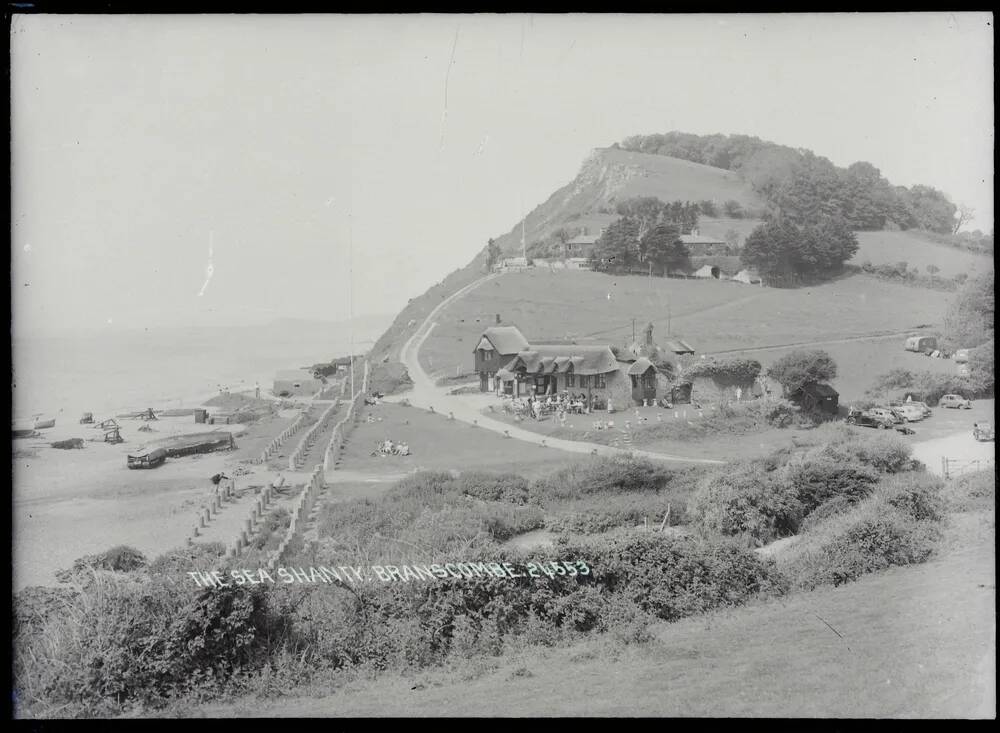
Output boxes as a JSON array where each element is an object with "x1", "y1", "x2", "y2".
[
  {"x1": 791, "y1": 382, "x2": 839, "y2": 413},
  {"x1": 273, "y1": 369, "x2": 322, "y2": 397},
  {"x1": 664, "y1": 339, "x2": 696, "y2": 355}
]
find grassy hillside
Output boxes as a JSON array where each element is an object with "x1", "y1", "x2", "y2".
[
  {"x1": 419, "y1": 268, "x2": 954, "y2": 400},
  {"x1": 492, "y1": 147, "x2": 765, "y2": 255},
  {"x1": 854, "y1": 230, "x2": 994, "y2": 279}
]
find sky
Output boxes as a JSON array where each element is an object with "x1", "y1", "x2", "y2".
[{"x1": 11, "y1": 13, "x2": 994, "y2": 335}]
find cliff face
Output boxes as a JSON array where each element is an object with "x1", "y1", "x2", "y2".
[{"x1": 491, "y1": 148, "x2": 645, "y2": 255}]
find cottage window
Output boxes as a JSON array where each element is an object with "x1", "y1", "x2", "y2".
[
  {"x1": 579, "y1": 375, "x2": 590, "y2": 388},
  {"x1": 566, "y1": 373, "x2": 575, "y2": 387},
  {"x1": 593, "y1": 373, "x2": 607, "y2": 389}
]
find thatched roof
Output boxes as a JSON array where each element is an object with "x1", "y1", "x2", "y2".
[
  {"x1": 476, "y1": 326, "x2": 530, "y2": 355},
  {"x1": 626, "y1": 357, "x2": 657, "y2": 376},
  {"x1": 503, "y1": 344, "x2": 619, "y2": 376}
]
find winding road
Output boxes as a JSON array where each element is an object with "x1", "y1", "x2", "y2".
[{"x1": 389, "y1": 272, "x2": 724, "y2": 465}]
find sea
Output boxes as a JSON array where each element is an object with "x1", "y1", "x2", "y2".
[{"x1": 11, "y1": 318, "x2": 390, "y2": 425}]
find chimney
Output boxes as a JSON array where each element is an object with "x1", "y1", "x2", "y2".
[{"x1": 496, "y1": 314, "x2": 501, "y2": 325}]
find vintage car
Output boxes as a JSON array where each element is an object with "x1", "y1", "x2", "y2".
[
  {"x1": 939, "y1": 394, "x2": 973, "y2": 409},
  {"x1": 846, "y1": 408, "x2": 895, "y2": 429},
  {"x1": 953, "y1": 348, "x2": 970, "y2": 364},
  {"x1": 884, "y1": 403, "x2": 924, "y2": 422},
  {"x1": 868, "y1": 407, "x2": 905, "y2": 424},
  {"x1": 973, "y1": 422, "x2": 995, "y2": 442},
  {"x1": 890, "y1": 400, "x2": 933, "y2": 418},
  {"x1": 127, "y1": 447, "x2": 167, "y2": 469}
]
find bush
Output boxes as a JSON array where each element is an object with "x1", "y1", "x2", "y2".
[
  {"x1": 582, "y1": 533, "x2": 788, "y2": 621},
  {"x1": 55, "y1": 545, "x2": 148, "y2": 582},
  {"x1": 876, "y1": 473, "x2": 947, "y2": 522},
  {"x1": 785, "y1": 459, "x2": 880, "y2": 514},
  {"x1": 456, "y1": 472, "x2": 531, "y2": 505},
  {"x1": 778, "y1": 499, "x2": 941, "y2": 590},
  {"x1": 545, "y1": 492, "x2": 686, "y2": 534},
  {"x1": 808, "y1": 431, "x2": 917, "y2": 473},
  {"x1": 531, "y1": 455, "x2": 675, "y2": 500},
  {"x1": 687, "y1": 460, "x2": 803, "y2": 545}
]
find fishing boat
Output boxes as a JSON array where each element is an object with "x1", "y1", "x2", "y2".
[
  {"x1": 12, "y1": 425, "x2": 40, "y2": 439},
  {"x1": 32, "y1": 416, "x2": 56, "y2": 430}
]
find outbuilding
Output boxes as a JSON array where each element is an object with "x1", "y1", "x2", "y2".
[{"x1": 791, "y1": 381, "x2": 839, "y2": 414}]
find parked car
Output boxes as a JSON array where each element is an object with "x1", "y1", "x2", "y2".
[
  {"x1": 884, "y1": 403, "x2": 924, "y2": 422},
  {"x1": 973, "y1": 422, "x2": 994, "y2": 442},
  {"x1": 889, "y1": 400, "x2": 932, "y2": 418},
  {"x1": 846, "y1": 408, "x2": 896, "y2": 430},
  {"x1": 939, "y1": 394, "x2": 972, "y2": 409},
  {"x1": 954, "y1": 348, "x2": 970, "y2": 364},
  {"x1": 868, "y1": 407, "x2": 905, "y2": 424}
]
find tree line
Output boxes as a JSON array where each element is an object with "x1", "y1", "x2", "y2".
[{"x1": 617, "y1": 132, "x2": 964, "y2": 234}]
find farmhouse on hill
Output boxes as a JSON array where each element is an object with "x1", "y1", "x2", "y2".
[
  {"x1": 273, "y1": 369, "x2": 322, "y2": 397},
  {"x1": 564, "y1": 232, "x2": 600, "y2": 259}
]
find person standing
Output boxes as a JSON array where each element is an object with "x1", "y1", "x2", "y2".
[{"x1": 255, "y1": 382, "x2": 260, "y2": 400}]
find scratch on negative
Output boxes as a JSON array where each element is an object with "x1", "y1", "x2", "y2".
[
  {"x1": 814, "y1": 613, "x2": 851, "y2": 651},
  {"x1": 439, "y1": 25, "x2": 460, "y2": 151}
]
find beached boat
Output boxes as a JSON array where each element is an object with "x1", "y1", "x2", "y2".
[
  {"x1": 32, "y1": 416, "x2": 56, "y2": 430},
  {"x1": 127, "y1": 447, "x2": 168, "y2": 469},
  {"x1": 142, "y1": 431, "x2": 237, "y2": 458},
  {"x1": 12, "y1": 426, "x2": 40, "y2": 439}
]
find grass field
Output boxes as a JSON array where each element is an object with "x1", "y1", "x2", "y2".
[
  {"x1": 853, "y1": 230, "x2": 994, "y2": 279},
  {"x1": 419, "y1": 268, "x2": 954, "y2": 401},
  {"x1": 334, "y1": 401, "x2": 579, "y2": 478}
]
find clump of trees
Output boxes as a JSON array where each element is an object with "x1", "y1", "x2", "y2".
[
  {"x1": 619, "y1": 132, "x2": 965, "y2": 234},
  {"x1": 741, "y1": 217, "x2": 859, "y2": 284},
  {"x1": 941, "y1": 270, "x2": 994, "y2": 350},
  {"x1": 766, "y1": 349, "x2": 837, "y2": 395},
  {"x1": 485, "y1": 237, "x2": 502, "y2": 270},
  {"x1": 590, "y1": 197, "x2": 698, "y2": 275}
]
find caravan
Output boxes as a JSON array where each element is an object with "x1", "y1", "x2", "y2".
[{"x1": 904, "y1": 335, "x2": 938, "y2": 353}]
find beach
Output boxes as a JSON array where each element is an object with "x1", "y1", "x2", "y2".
[{"x1": 11, "y1": 319, "x2": 384, "y2": 591}]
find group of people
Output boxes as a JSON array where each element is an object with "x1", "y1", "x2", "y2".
[{"x1": 372, "y1": 439, "x2": 410, "y2": 457}]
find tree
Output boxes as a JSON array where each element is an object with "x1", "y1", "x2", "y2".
[
  {"x1": 866, "y1": 368, "x2": 915, "y2": 400},
  {"x1": 485, "y1": 238, "x2": 501, "y2": 271},
  {"x1": 698, "y1": 199, "x2": 718, "y2": 217},
  {"x1": 592, "y1": 217, "x2": 641, "y2": 272},
  {"x1": 766, "y1": 349, "x2": 838, "y2": 395},
  {"x1": 942, "y1": 270, "x2": 994, "y2": 349},
  {"x1": 740, "y1": 219, "x2": 800, "y2": 284},
  {"x1": 953, "y1": 204, "x2": 976, "y2": 234},
  {"x1": 741, "y1": 217, "x2": 857, "y2": 285},
  {"x1": 722, "y1": 199, "x2": 744, "y2": 218},
  {"x1": 641, "y1": 223, "x2": 688, "y2": 274}
]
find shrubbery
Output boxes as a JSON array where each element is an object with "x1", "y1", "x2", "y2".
[
  {"x1": 687, "y1": 459, "x2": 803, "y2": 545},
  {"x1": 778, "y1": 502, "x2": 940, "y2": 590},
  {"x1": 530, "y1": 455, "x2": 675, "y2": 500}
]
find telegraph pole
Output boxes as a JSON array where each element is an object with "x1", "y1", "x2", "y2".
[{"x1": 349, "y1": 211, "x2": 355, "y2": 398}]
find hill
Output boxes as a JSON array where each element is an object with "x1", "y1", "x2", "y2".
[{"x1": 491, "y1": 147, "x2": 766, "y2": 256}]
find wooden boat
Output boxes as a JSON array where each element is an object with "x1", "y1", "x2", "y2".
[
  {"x1": 142, "y1": 431, "x2": 237, "y2": 458},
  {"x1": 12, "y1": 426, "x2": 40, "y2": 439},
  {"x1": 32, "y1": 416, "x2": 56, "y2": 430},
  {"x1": 127, "y1": 447, "x2": 168, "y2": 469}
]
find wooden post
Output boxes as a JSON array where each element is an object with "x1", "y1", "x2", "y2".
[{"x1": 659, "y1": 504, "x2": 671, "y2": 532}]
